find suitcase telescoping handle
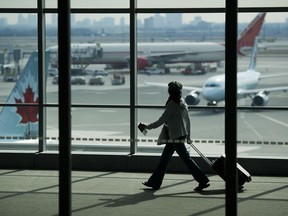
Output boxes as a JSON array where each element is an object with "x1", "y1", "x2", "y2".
[{"x1": 188, "y1": 143, "x2": 213, "y2": 166}]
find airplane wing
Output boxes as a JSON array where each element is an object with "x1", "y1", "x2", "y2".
[
  {"x1": 144, "y1": 50, "x2": 221, "y2": 63},
  {"x1": 238, "y1": 86, "x2": 288, "y2": 95},
  {"x1": 144, "y1": 81, "x2": 203, "y2": 93},
  {"x1": 260, "y1": 73, "x2": 288, "y2": 79}
]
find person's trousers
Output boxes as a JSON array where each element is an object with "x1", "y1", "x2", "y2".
[{"x1": 147, "y1": 142, "x2": 209, "y2": 188}]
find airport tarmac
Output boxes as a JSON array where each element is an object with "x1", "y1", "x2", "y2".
[{"x1": 0, "y1": 55, "x2": 287, "y2": 157}]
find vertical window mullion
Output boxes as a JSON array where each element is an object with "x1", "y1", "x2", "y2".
[
  {"x1": 225, "y1": 1, "x2": 238, "y2": 215},
  {"x1": 130, "y1": 0, "x2": 137, "y2": 154},
  {"x1": 37, "y1": 0, "x2": 46, "y2": 152}
]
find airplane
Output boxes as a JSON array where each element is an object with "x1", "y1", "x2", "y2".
[
  {"x1": 145, "y1": 37, "x2": 288, "y2": 107},
  {"x1": 0, "y1": 51, "x2": 50, "y2": 139},
  {"x1": 48, "y1": 13, "x2": 266, "y2": 71}
]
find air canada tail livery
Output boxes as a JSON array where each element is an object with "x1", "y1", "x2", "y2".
[{"x1": 0, "y1": 51, "x2": 50, "y2": 138}]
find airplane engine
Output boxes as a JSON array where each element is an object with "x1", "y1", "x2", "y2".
[
  {"x1": 137, "y1": 56, "x2": 150, "y2": 70},
  {"x1": 252, "y1": 92, "x2": 269, "y2": 106},
  {"x1": 185, "y1": 92, "x2": 200, "y2": 105}
]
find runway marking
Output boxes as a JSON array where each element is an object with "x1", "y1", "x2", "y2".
[
  {"x1": 243, "y1": 120, "x2": 263, "y2": 139},
  {"x1": 1, "y1": 136, "x2": 287, "y2": 146},
  {"x1": 142, "y1": 92, "x2": 160, "y2": 95},
  {"x1": 256, "y1": 113, "x2": 288, "y2": 128}
]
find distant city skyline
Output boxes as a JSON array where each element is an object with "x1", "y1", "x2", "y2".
[{"x1": 1, "y1": 13, "x2": 288, "y2": 26}]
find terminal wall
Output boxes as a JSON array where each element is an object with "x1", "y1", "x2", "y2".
[{"x1": 0, "y1": 152, "x2": 287, "y2": 176}]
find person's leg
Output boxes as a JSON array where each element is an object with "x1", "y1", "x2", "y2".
[
  {"x1": 143, "y1": 143, "x2": 175, "y2": 189},
  {"x1": 174, "y1": 143, "x2": 209, "y2": 185}
]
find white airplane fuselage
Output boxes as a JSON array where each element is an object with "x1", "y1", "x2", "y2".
[
  {"x1": 100, "y1": 42, "x2": 226, "y2": 63},
  {"x1": 49, "y1": 42, "x2": 226, "y2": 67},
  {"x1": 202, "y1": 70, "x2": 261, "y2": 103}
]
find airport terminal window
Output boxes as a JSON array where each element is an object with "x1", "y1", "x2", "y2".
[
  {"x1": 70, "y1": 108, "x2": 130, "y2": 153},
  {"x1": 46, "y1": 13, "x2": 131, "y2": 105},
  {"x1": 70, "y1": 0, "x2": 129, "y2": 9},
  {"x1": 238, "y1": 0, "x2": 288, "y2": 8},
  {"x1": 68, "y1": 13, "x2": 130, "y2": 105},
  {"x1": 136, "y1": 13, "x2": 226, "y2": 106},
  {"x1": 0, "y1": 3, "x2": 287, "y2": 159},
  {"x1": 137, "y1": 0, "x2": 225, "y2": 8},
  {"x1": 44, "y1": 0, "x2": 130, "y2": 9},
  {"x1": 46, "y1": 107, "x2": 131, "y2": 153},
  {"x1": 0, "y1": 0, "x2": 37, "y2": 8},
  {"x1": 237, "y1": 110, "x2": 288, "y2": 158},
  {"x1": 0, "y1": 13, "x2": 39, "y2": 148}
]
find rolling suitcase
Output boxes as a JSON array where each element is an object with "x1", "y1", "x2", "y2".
[{"x1": 188, "y1": 143, "x2": 252, "y2": 189}]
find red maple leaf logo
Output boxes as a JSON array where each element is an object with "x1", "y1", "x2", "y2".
[{"x1": 15, "y1": 85, "x2": 39, "y2": 123}]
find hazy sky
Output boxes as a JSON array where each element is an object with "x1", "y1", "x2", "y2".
[
  {"x1": 0, "y1": 0, "x2": 287, "y2": 24},
  {"x1": 2, "y1": 13, "x2": 288, "y2": 26},
  {"x1": 0, "y1": 0, "x2": 287, "y2": 9}
]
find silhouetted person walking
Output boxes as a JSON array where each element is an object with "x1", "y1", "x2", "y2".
[{"x1": 140, "y1": 81, "x2": 210, "y2": 191}]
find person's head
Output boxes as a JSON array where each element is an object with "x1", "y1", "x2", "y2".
[{"x1": 167, "y1": 81, "x2": 182, "y2": 103}]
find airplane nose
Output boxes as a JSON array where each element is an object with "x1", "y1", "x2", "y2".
[{"x1": 202, "y1": 88, "x2": 224, "y2": 102}]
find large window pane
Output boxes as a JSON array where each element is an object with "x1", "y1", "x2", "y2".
[
  {"x1": 237, "y1": 12, "x2": 288, "y2": 107},
  {"x1": 0, "y1": 12, "x2": 38, "y2": 150},
  {"x1": 137, "y1": 13, "x2": 225, "y2": 106},
  {"x1": 47, "y1": 107, "x2": 131, "y2": 153},
  {"x1": 71, "y1": 0, "x2": 129, "y2": 9},
  {"x1": 137, "y1": 0, "x2": 225, "y2": 8},
  {"x1": 45, "y1": 0, "x2": 129, "y2": 8},
  {"x1": 71, "y1": 108, "x2": 130, "y2": 153},
  {"x1": 239, "y1": 0, "x2": 288, "y2": 8},
  {"x1": 0, "y1": 1, "x2": 287, "y2": 161},
  {"x1": 138, "y1": 0, "x2": 288, "y2": 8},
  {"x1": 47, "y1": 13, "x2": 130, "y2": 105},
  {"x1": 70, "y1": 13, "x2": 130, "y2": 104},
  {"x1": 0, "y1": 0, "x2": 36, "y2": 8},
  {"x1": 237, "y1": 110, "x2": 288, "y2": 158}
]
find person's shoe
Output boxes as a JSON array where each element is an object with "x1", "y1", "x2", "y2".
[
  {"x1": 238, "y1": 185, "x2": 244, "y2": 192},
  {"x1": 194, "y1": 182, "x2": 210, "y2": 191},
  {"x1": 142, "y1": 181, "x2": 160, "y2": 190}
]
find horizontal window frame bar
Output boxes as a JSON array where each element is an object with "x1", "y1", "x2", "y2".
[
  {"x1": 1, "y1": 7, "x2": 287, "y2": 13},
  {"x1": 1, "y1": 103, "x2": 287, "y2": 111}
]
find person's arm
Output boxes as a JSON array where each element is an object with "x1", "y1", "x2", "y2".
[
  {"x1": 146, "y1": 101, "x2": 174, "y2": 130},
  {"x1": 183, "y1": 107, "x2": 192, "y2": 144}
]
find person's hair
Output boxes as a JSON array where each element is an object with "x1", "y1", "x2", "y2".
[{"x1": 166, "y1": 81, "x2": 182, "y2": 105}]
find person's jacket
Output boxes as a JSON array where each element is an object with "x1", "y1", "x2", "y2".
[{"x1": 147, "y1": 98, "x2": 191, "y2": 141}]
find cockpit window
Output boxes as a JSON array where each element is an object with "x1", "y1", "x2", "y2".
[{"x1": 205, "y1": 83, "x2": 220, "y2": 87}]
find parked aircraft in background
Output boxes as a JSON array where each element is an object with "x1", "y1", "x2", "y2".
[
  {"x1": 48, "y1": 13, "x2": 266, "y2": 71},
  {"x1": 145, "y1": 38, "x2": 288, "y2": 106},
  {"x1": 0, "y1": 51, "x2": 50, "y2": 138}
]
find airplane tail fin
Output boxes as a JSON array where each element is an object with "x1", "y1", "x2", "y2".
[
  {"x1": 248, "y1": 37, "x2": 258, "y2": 70},
  {"x1": 237, "y1": 12, "x2": 266, "y2": 55},
  {"x1": 0, "y1": 51, "x2": 50, "y2": 138}
]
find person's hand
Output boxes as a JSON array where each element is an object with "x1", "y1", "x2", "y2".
[{"x1": 138, "y1": 123, "x2": 147, "y2": 132}]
